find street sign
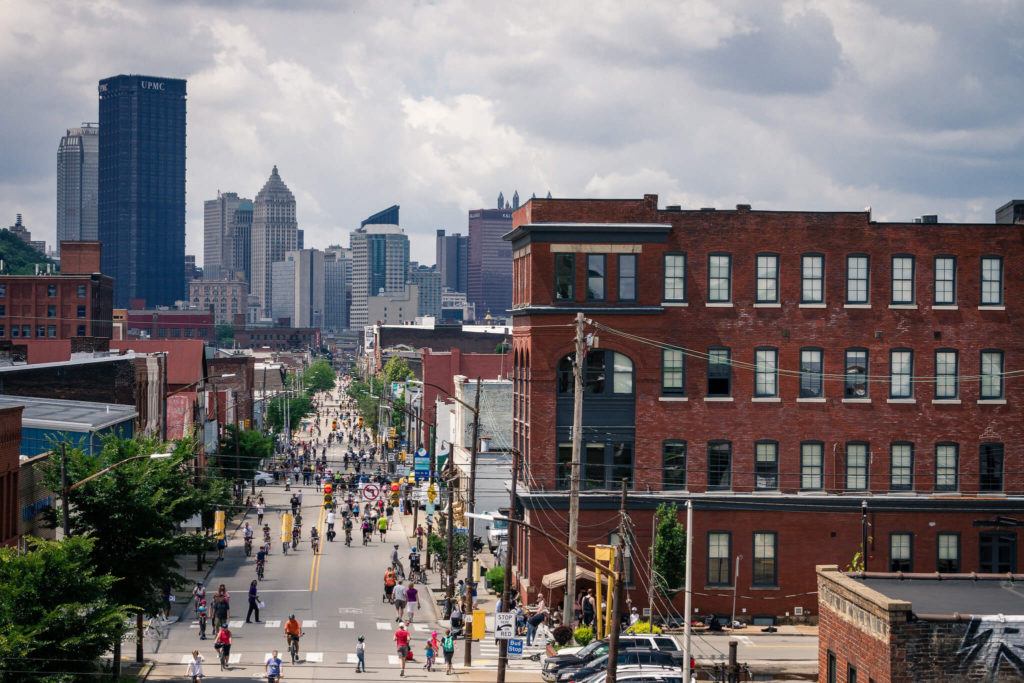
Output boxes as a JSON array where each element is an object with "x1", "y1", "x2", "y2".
[
  {"x1": 507, "y1": 638, "x2": 523, "y2": 659},
  {"x1": 414, "y1": 455, "x2": 429, "y2": 471},
  {"x1": 454, "y1": 527, "x2": 468, "y2": 534},
  {"x1": 427, "y1": 483, "x2": 436, "y2": 502},
  {"x1": 416, "y1": 447, "x2": 428, "y2": 458},
  {"x1": 495, "y1": 612, "x2": 515, "y2": 640},
  {"x1": 414, "y1": 471, "x2": 429, "y2": 483},
  {"x1": 361, "y1": 484, "x2": 380, "y2": 501}
]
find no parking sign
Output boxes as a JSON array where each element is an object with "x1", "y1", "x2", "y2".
[{"x1": 361, "y1": 483, "x2": 380, "y2": 501}]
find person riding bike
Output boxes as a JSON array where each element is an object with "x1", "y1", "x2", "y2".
[
  {"x1": 390, "y1": 544, "x2": 404, "y2": 577},
  {"x1": 263, "y1": 523, "x2": 272, "y2": 547},
  {"x1": 292, "y1": 525, "x2": 300, "y2": 549},
  {"x1": 310, "y1": 526, "x2": 320, "y2": 554},
  {"x1": 284, "y1": 614, "x2": 302, "y2": 659},
  {"x1": 256, "y1": 545, "x2": 268, "y2": 578},
  {"x1": 243, "y1": 522, "x2": 254, "y2": 556},
  {"x1": 409, "y1": 548, "x2": 422, "y2": 582},
  {"x1": 361, "y1": 518, "x2": 371, "y2": 544}
]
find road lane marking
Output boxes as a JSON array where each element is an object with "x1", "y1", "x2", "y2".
[
  {"x1": 389, "y1": 655, "x2": 400, "y2": 664},
  {"x1": 306, "y1": 652, "x2": 324, "y2": 662},
  {"x1": 340, "y1": 621, "x2": 355, "y2": 628},
  {"x1": 229, "y1": 653, "x2": 242, "y2": 664},
  {"x1": 305, "y1": 620, "x2": 318, "y2": 627},
  {"x1": 229, "y1": 620, "x2": 245, "y2": 628},
  {"x1": 347, "y1": 653, "x2": 358, "y2": 663},
  {"x1": 412, "y1": 624, "x2": 429, "y2": 632},
  {"x1": 377, "y1": 622, "x2": 393, "y2": 630},
  {"x1": 731, "y1": 635, "x2": 754, "y2": 646},
  {"x1": 264, "y1": 620, "x2": 281, "y2": 627}
]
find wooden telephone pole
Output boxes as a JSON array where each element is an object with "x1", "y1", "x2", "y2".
[{"x1": 564, "y1": 312, "x2": 586, "y2": 620}]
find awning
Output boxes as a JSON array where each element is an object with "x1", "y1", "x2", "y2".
[{"x1": 541, "y1": 566, "x2": 597, "y2": 589}]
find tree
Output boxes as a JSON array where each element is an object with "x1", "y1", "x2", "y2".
[
  {"x1": 303, "y1": 358, "x2": 336, "y2": 394},
  {"x1": 215, "y1": 323, "x2": 234, "y2": 345},
  {"x1": 217, "y1": 425, "x2": 274, "y2": 482},
  {"x1": 383, "y1": 355, "x2": 414, "y2": 384},
  {"x1": 428, "y1": 532, "x2": 469, "y2": 575},
  {"x1": 0, "y1": 536, "x2": 130, "y2": 681},
  {"x1": 347, "y1": 377, "x2": 386, "y2": 435},
  {"x1": 653, "y1": 502, "x2": 687, "y2": 598},
  {"x1": 266, "y1": 394, "x2": 314, "y2": 433}
]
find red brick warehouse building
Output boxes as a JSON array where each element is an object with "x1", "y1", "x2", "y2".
[{"x1": 504, "y1": 193, "x2": 1024, "y2": 622}]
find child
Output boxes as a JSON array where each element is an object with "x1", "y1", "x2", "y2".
[
  {"x1": 442, "y1": 628, "x2": 456, "y2": 675},
  {"x1": 197, "y1": 600, "x2": 208, "y2": 640},
  {"x1": 424, "y1": 638, "x2": 435, "y2": 672},
  {"x1": 355, "y1": 634, "x2": 366, "y2": 673}
]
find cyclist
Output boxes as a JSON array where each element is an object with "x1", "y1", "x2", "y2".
[
  {"x1": 378, "y1": 514, "x2": 388, "y2": 541},
  {"x1": 391, "y1": 544, "x2": 404, "y2": 578},
  {"x1": 263, "y1": 523, "x2": 272, "y2": 549},
  {"x1": 384, "y1": 566, "x2": 398, "y2": 603},
  {"x1": 310, "y1": 526, "x2": 320, "y2": 554},
  {"x1": 361, "y1": 518, "x2": 371, "y2": 545},
  {"x1": 214, "y1": 624, "x2": 232, "y2": 669},
  {"x1": 256, "y1": 545, "x2": 268, "y2": 580},
  {"x1": 291, "y1": 525, "x2": 300, "y2": 550},
  {"x1": 284, "y1": 614, "x2": 302, "y2": 660},
  {"x1": 326, "y1": 509, "x2": 336, "y2": 535},
  {"x1": 409, "y1": 548, "x2": 422, "y2": 583}
]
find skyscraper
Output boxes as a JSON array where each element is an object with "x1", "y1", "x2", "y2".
[
  {"x1": 56, "y1": 123, "x2": 99, "y2": 253},
  {"x1": 271, "y1": 248, "x2": 324, "y2": 327},
  {"x1": 98, "y1": 75, "x2": 186, "y2": 308},
  {"x1": 408, "y1": 262, "x2": 442, "y2": 318},
  {"x1": 250, "y1": 166, "x2": 298, "y2": 316},
  {"x1": 324, "y1": 245, "x2": 352, "y2": 332},
  {"x1": 349, "y1": 224, "x2": 409, "y2": 329},
  {"x1": 467, "y1": 208, "x2": 513, "y2": 317},
  {"x1": 435, "y1": 229, "x2": 469, "y2": 293},
  {"x1": 204, "y1": 191, "x2": 247, "y2": 280},
  {"x1": 230, "y1": 200, "x2": 253, "y2": 284}
]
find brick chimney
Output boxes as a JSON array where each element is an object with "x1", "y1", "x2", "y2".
[{"x1": 59, "y1": 241, "x2": 102, "y2": 275}]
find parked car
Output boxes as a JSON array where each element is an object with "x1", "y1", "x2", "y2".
[
  {"x1": 581, "y1": 664, "x2": 688, "y2": 683},
  {"x1": 557, "y1": 649, "x2": 677, "y2": 682},
  {"x1": 541, "y1": 635, "x2": 681, "y2": 682},
  {"x1": 484, "y1": 511, "x2": 509, "y2": 550},
  {"x1": 252, "y1": 470, "x2": 274, "y2": 486}
]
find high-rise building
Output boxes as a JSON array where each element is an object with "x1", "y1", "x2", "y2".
[
  {"x1": 996, "y1": 199, "x2": 1024, "y2": 224},
  {"x1": 56, "y1": 123, "x2": 99, "y2": 253},
  {"x1": 229, "y1": 200, "x2": 253, "y2": 284},
  {"x1": 435, "y1": 229, "x2": 469, "y2": 293},
  {"x1": 270, "y1": 249, "x2": 324, "y2": 328},
  {"x1": 204, "y1": 191, "x2": 247, "y2": 280},
  {"x1": 324, "y1": 245, "x2": 352, "y2": 332},
  {"x1": 189, "y1": 278, "x2": 246, "y2": 324},
  {"x1": 408, "y1": 262, "x2": 442, "y2": 318},
  {"x1": 98, "y1": 75, "x2": 186, "y2": 308},
  {"x1": 349, "y1": 223, "x2": 409, "y2": 329},
  {"x1": 250, "y1": 166, "x2": 298, "y2": 316},
  {"x1": 467, "y1": 208, "x2": 513, "y2": 317},
  {"x1": 361, "y1": 204, "x2": 399, "y2": 228},
  {"x1": 6, "y1": 214, "x2": 46, "y2": 254}
]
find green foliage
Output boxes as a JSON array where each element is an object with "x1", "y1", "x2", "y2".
[
  {"x1": 303, "y1": 358, "x2": 337, "y2": 394},
  {"x1": 0, "y1": 229, "x2": 55, "y2": 275},
  {"x1": 383, "y1": 356, "x2": 414, "y2": 384},
  {"x1": 43, "y1": 434, "x2": 228, "y2": 616},
  {"x1": 573, "y1": 625, "x2": 595, "y2": 647},
  {"x1": 347, "y1": 378, "x2": 386, "y2": 435},
  {"x1": 625, "y1": 620, "x2": 663, "y2": 634},
  {"x1": 0, "y1": 536, "x2": 130, "y2": 681},
  {"x1": 215, "y1": 323, "x2": 234, "y2": 345},
  {"x1": 217, "y1": 426, "x2": 273, "y2": 481},
  {"x1": 495, "y1": 341, "x2": 509, "y2": 353},
  {"x1": 266, "y1": 394, "x2": 314, "y2": 433},
  {"x1": 392, "y1": 393, "x2": 406, "y2": 439},
  {"x1": 654, "y1": 502, "x2": 687, "y2": 598},
  {"x1": 844, "y1": 536, "x2": 873, "y2": 573},
  {"x1": 485, "y1": 565, "x2": 505, "y2": 593},
  {"x1": 428, "y1": 532, "x2": 469, "y2": 574}
]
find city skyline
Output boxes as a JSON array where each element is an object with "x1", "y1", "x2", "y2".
[{"x1": 1, "y1": 2, "x2": 1020, "y2": 269}]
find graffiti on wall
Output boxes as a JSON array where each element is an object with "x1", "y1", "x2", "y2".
[{"x1": 956, "y1": 615, "x2": 1024, "y2": 680}]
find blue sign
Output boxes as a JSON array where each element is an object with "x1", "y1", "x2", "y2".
[
  {"x1": 507, "y1": 638, "x2": 523, "y2": 659},
  {"x1": 454, "y1": 527, "x2": 468, "y2": 534},
  {"x1": 415, "y1": 471, "x2": 430, "y2": 483},
  {"x1": 414, "y1": 455, "x2": 430, "y2": 471}
]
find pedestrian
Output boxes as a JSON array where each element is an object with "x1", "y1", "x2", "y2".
[
  {"x1": 265, "y1": 649, "x2": 283, "y2": 681},
  {"x1": 629, "y1": 606, "x2": 640, "y2": 626},
  {"x1": 290, "y1": 493, "x2": 299, "y2": 515},
  {"x1": 216, "y1": 584, "x2": 230, "y2": 604},
  {"x1": 257, "y1": 501, "x2": 265, "y2": 526},
  {"x1": 424, "y1": 637, "x2": 435, "y2": 671},
  {"x1": 527, "y1": 605, "x2": 548, "y2": 646},
  {"x1": 161, "y1": 581, "x2": 172, "y2": 618},
  {"x1": 246, "y1": 579, "x2": 261, "y2": 623},
  {"x1": 216, "y1": 534, "x2": 226, "y2": 560},
  {"x1": 582, "y1": 589, "x2": 595, "y2": 627},
  {"x1": 404, "y1": 581, "x2": 420, "y2": 623},
  {"x1": 393, "y1": 582, "x2": 407, "y2": 622},
  {"x1": 394, "y1": 621, "x2": 411, "y2": 677},
  {"x1": 442, "y1": 628, "x2": 456, "y2": 674},
  {"x1": 184, "y1": 649, "x2": 204, "y2": 681},
  {"x1": 212, "y1": 594, "x2": 230, "y2": 633},
  {"x1": 355, "y1": 634, "x2": 366, "y2": 673},
  {"x1": 196, "y1": 600, "x2": 208, "y2": 640}
]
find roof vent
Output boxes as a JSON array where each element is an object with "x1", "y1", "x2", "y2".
[
  {"x1": 665, "y1": 205, "x2": 682, "y2": 211},
  {"x1": 915, "y1": 214, "x2": 938, "y2": 224},
  {"x1": 736, "y1": 204, "x2": 752, "y2": 211},
  {"x1": 700, "y1": 207, "x2": 716, "y2": 212}
]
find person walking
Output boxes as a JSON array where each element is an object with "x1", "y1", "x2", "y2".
[
  {"x1": 355, "y1": 634, "x2": 366, "y2": 673},
  {"x1": 184, "y1": 650, "x2": 204, "y2": 682},
  {"x1": 212, "y1": 595, "x2": 230, "y2": 634},
  {"x1": 265, "y1": 649, "x2": 283, "y2": 682},
  {"x1": 404, "y1": 581, "x2": 420, "y2": 623},
  {"x1": 394, "y1": 621, "x2": 411, "y2": 677},
  {"x1": 582, "y1": 589, "x2": 596, "y2": 627},
  {"x1": 442, "y1": 628, "x2": 456, "y2": 674},
  {"x1": 257, "y1": 500, "x2": 265, "y2": 526},
  {"x1": 393, "y1": 582, "x2": 407, "y2": 622},
  {"x1": 246, "y1": 580, "x2": 261, "y2": 623}
]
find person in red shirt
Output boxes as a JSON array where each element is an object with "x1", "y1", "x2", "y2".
[
  {"x1": 394, "y1": 621, "x2": 411, "y2": 676},
  {"x1": 214, "y1": 625, "x2": 232, "y2": 669}
]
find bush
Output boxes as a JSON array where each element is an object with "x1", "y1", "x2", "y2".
[
  {"x1": 573, "y1": 625, "x2": 594, "y2": 647},
  {"x1": 485, "y1": 566, "x2": 505, "y2": 593},
  {"x1": 552, "y1": 625, "x2": 574, "y2": 646},
  {"x1": 625, "y1": 619, "x2": 663, "y2": 634}
]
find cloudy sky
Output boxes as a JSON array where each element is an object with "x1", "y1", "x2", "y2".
[{"x1": 2, "y1": 0, "x2": 1022, "y2": 265}]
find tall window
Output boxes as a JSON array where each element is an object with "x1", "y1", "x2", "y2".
[
  {"x1": 890, "y1": 349, "x2": 913, "y2": 398},
  {"x1": 934, "y1": 350, "x2": 958, "y2": 399},
  {"x1": 891, "y1": 255, "x2": 915, "y2": 304},
  {"x1": 826, "y1": 652, "x2": 837, "y2": 683},
  {"x1": 46, "y1": 305, "x2": 56, "y2": 318},
  {"x1": 891, "y1": 443, "x2": 913, "y2": 491},
  {"x1": 846, "y1": 443, "x2": 868, "y2": 491},
  {"x1": 708, "y1": 253, "x2": 731, "y2": 302},
  {"x1": 662, "y1": 349, "x2": 685, "y2": 395},
  {"x1": 555, "y1": 253, "x2": 574, "y2": 301},
  {"x1": 77, "y1": 284, "x2": 87, "y2": 298},
  {"x1": 586, "y1": 254, "x2": 606, "y2": 301},
  {"x1": 980, "y1": 443, "x2": 1004, "y2": 492},
  {"x1": 618, "y1": 254, "x2": 637, "y2": 302},
  {"x1": 663, "y1": 441, "x2": 687, "y2": 490},
  {"x1": 754, "y1": 348, "x2": 778, "y2": 397},
  {"x1": 846, "y1": 255, "x2": 869, "y2": 304},
  {"x1": 981, "y1": 256, "x2": 1003, "y2": 305},
  {"x1": 890, "y1": 533, "x2": 912, "y2": 572},
  {"x1": 707, "y1": 532, "x2": 731, "y2": 586},
  {"x1": 801, "y1": 442, "x2": 823, "y2": 490},
  {"x1": 708, "y1": 441, "x2": 731, "y2": 490},
  {"x1": 664, "y1": 253, "x2": 686, "y2": 302},
  {"x1": 980, "y1": 350, "x2": 1004, "y2": 399},
  {"x1": 934, "y1": 256, "x2": 956, "y2": 305},
  {"x1": 980, "y1": 532, "x2": 1016, "y2": 573},
  {"x1": 753, "y1": 532, "x2": 777, "y2": 586},
  {"x1": 937, "y1": 533, "x2": 960, "y2": 572},
  {"x1": 799, "y1": 348, "x2": 824, "y2": 398},
  {"x1": 801, "y1": 254, "x2": 824, "y2": 303},
  {"x1": 755, "y1": 441, "x2": 778, "y2": 490},
  {"x1": 47, "y1": 284, "x2": 57, "y2": 297},
  {"x1": 756, "y1": 253, "x2": 778, "y2": 303},
  {"x1": 77, "y1": 305, "x2": 86, "y2": 319},
  {"x1": 844, "y1": 349, "x2": 868, "y2": 398},
  {"x1": 935, "y1": 443, "x2": 959, "y2": 492},
  {"x1": 707, "y1": 348, "x2": 731, "y2": 396}
]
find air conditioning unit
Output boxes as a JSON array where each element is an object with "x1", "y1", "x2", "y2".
[{"x1": 794, "y1": 606, "x2": 804, "y2": 616}]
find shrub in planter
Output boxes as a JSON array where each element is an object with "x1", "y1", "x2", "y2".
[
  {"x1": 625, "y1": 619, "x2": 663, "y2": 634},
  {"x1": 485, "y1": 566, "x2": 504, "y2": 593},
  {"x1": 552, "y1": 625, "x2": 574, "y2": 646},
  {"x1": 573, "y1": 625, "x2": 594, "y2": 647}
]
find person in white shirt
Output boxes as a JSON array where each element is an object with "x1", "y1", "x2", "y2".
[
  {"x1": 629, "y1": 606, "x2": 640, "y2": 626},
  {"x1": 184, "y1": 650, "x2": 204, "y2": 680}
]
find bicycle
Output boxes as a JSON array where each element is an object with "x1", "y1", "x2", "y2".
[
  {"x1": 244, "y1": 537, "x2": 253, "y2": 557},
  {"x1": 257, "y1": 561, "x2": 265, "y2": 581},
  {"x1": 288, "y1": 632, "x2": 305, "y2": 663},
  {"x1": 311, "y1": 536, "x2": 320, "y2": 554}
]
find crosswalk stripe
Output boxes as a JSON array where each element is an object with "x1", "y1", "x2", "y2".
[
  {"x1": 388, "y1": 655, "x2": 400, "y2": 665},
  {"x1": 305, "y1": 620, "x2": 318, "y2": 628},
  {"x1": 412, "y1": 623, "x2": 430, "y2": 632},
  {"x1": 264, "y1": 620, "x2": 281, "y2": 627},
  {"x1": 347, "y1": 653, "x2": 358, "y2": 663},
  {"x1": 306, "y1": 652, "x2": 324, "y2": 662},
  {"x1": 377, "y1": 622, "x2": 392, "y2": 630},
  {"x1": 228, "y1": 620, "x2": 245, "y2": 628},
  {"x1": 229, "y1": 653, "x2": 242, "y2": 664},
  {"x1": 339, "y1": 620, "x2": 355, "y2": 629}
]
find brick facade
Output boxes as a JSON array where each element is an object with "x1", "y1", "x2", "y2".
[
  {"x1": 506, "y1": 195, "x2": 1024, "y2": 617},
  {"x1": 420, "y1": 348, "x2": 511, "y2": 446},
  {"x1": 0, "y1": 406, "x2": 23, "y2": 546}
]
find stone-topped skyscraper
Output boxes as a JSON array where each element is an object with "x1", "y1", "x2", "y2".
[{"x1": 250, "y1": 166, "x2": 298, "y2": 317}]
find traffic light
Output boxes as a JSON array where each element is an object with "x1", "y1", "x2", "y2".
[
  {"x1": 358, "y1": 417, "x2": 364, "y2": 427},
  {"x1": 389, "y1": 427, "x2": 397, "y2": 438},
  {"x1": 323, "y1": 493, "x2": 333, "y2": 508}
]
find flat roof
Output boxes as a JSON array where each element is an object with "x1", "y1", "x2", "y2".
[
  {"x1": 0, "y1": 395, "x2": 136, "y2": 432},
  {"x1": 853, "y1": 577, "x2": 1024, "y2": 616}
]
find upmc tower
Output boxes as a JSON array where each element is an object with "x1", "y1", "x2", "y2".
[{"x1": 98, "y1": 75, "x2": 186, "y2": 308}]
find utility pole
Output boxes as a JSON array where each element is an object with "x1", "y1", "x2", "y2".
[
  {"x1": 426, "y1": 423, "x2": 437, "y2": 569},
  {"x1": 463, "y1": 377, "x2": 482, "y2": 667},
  {"x1": 565, "y1": 311, "x2": 586, "y2": 620},
  {"x1": 648, "y1": 513, "x2": 656, "y2": 621},
  {"x1": 606, "y1": 478, "x2": 628, "y2": 683},
  {"x1": 683, "y1": 499, "x2": 693, "y2": 683},
  {"x1": 60, "y1": 444, "x2": 69, "y2": 538},
  {"x1": 445, "y1": 462, "x2": 455, "y2": 616},
  {"x1": 496, "y1": 448, "x2": 520, "y2": 683},
  {"x1": 861, "y1": 500, "x2": 869, "y2": 572}
]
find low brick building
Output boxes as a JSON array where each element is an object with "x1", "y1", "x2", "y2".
[
  {"x1": 235, "y1": 325, "x2": 321, "y2": 351},
  {"x1": 420, "y1": 348, "x2": 511, "y2": 447},
  {"x1": 0, "y1": 405, "x2": 23, "y2": 546},
  {"x1": 123, "y1": 302, "x2": 214, "y2": 341},
  {"x1": 505, "y1": 194, "x2": 1024, "y2": 619},
  {"x1": 818, "y1": 564, "x2": 1024, "y2": 682}
]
